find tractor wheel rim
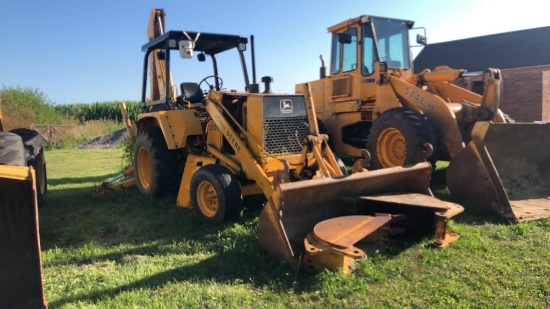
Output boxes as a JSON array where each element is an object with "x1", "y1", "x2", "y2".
[
  {"x1": 377, "y1": 127, "x2": 407, "y2": 167},
  {"x1": 137, "y1": 146, "x2": 152, "y2": 189},
  {"x1": 197, "y1": 181, "x2": 218, "y2": 218}
]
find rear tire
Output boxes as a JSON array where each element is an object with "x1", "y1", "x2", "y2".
[
  {"x1": 28, "y1": 150, "x2": 47, "y2": 207},
  {"x1": 10, "y1": 128, "x2": 48, "y2": 207},
  {"x1": 367, "y1": 107, "x2": 437, "y2": 169},
  {"x1": 190, "y1": 164, "x2": 242, "y2": 223},
  {"x1": 133, "y1": 127, "x2": 183, "y2": 197},
  {"x1": 0, "y1": 132, "x2": 25, "y2": 166}
]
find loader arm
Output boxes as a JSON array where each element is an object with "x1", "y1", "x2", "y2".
[
  {"x1": 297, "y1": 83, "x2": 344, "y2": 178},
  {"x1": 428, "y1": 67, "x2": 506, "y2": 123},
  {"x1": 389, "y1": 66, "x2": 509, "y2": 160},
  {"x1": 388, "y1": 75, "x2": 465, "y2": 159},
  {"x1": 204, "y1": 92, "x2": 275, "y2": 198}
]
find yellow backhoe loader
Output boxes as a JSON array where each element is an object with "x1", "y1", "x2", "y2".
[
  {"x1": 0, "y1": 100, "x2": 48, "y2": 308},
  {"x1": 296, "y1": 15, "x2": 550, "y2": 222},
  {"x1": 107, "y1": 8, "x2": 465, "y2": 274}
]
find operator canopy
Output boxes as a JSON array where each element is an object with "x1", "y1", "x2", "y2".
[{"x1": 142, "y1": 30, "x2": 248, "y2": 56}]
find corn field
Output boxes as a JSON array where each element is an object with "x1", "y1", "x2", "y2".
[{"x1": 54, "y1": 101, "x2": 141, "y2": 124}]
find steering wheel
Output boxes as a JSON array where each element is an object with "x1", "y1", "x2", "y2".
[{"x1": 198, "y1": 75, "x2": 223, "y2": 92}]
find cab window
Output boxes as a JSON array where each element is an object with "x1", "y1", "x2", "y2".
[
  {"x1": 362, "y1": 35, "x2": 375, "y2": 75},
  {"x1": 330, "y1": 34, "x2": 340, "y2": 75},
  {"x1": 331, "y1": 28, "x2": 358, "y2": 74},
  {"x1": 341, "y1": 28, "x2": 357, "y2": 72}
]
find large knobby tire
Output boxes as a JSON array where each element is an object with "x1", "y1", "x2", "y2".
[
  {"x1": 190, "y1": 164, "x2": 243, "y2": 223},
  {"x1": 28, "y1": 150, "x2": 47, "y2": 207},
  {"x1": 10, "y1": 128, "x2": 48, "y2": 207},
  {"x1": 367, "y1": 107, "x2": 438, "y2": 169},
  {"x1": 133, "y1": 127, "x2": 183, "y2": 198},
  {"x1": 335, "y1": 156, "x2": 348, "y2": 176},
  {"x1": 0, "y1": 132, "x2": 26, "y2": 166}
]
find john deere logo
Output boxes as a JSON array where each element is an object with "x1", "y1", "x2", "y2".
[{"x1": 280, "y1": 99, "x2": 293, "y2": 113}]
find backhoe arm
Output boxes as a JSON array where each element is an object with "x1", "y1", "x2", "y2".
[{"x1": 147, "y1": 8, "x2": 176, "y2": 104}]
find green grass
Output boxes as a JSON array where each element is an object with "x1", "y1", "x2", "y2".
[{"x1": 40, "y1": 149, "x2": 550, "y2": 308}]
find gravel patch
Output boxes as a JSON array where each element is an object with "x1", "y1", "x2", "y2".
[{"x1": 76, "y1": 128, "x2": 128, "y2": 149}]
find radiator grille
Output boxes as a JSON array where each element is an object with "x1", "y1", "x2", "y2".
[{"x1": 264, "y1": 117, "x2": 309, "y2": 154}]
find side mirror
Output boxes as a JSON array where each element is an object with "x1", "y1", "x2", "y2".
[
  {"x1": 416, "y1": 34, "x2": 427, "y2": 45},
  {"x1": 338, "y1": 33, "x2": 352, "y2": 44},
  {"x1": 179, "y1": 40, "x2": 194, "y2": 59}
]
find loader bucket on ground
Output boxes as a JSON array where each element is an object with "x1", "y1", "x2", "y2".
[
  {"x1": 447, "y1": 122, "x2": 550, "y2": 222},
  {"x1": 0, "y1": 166, "x2": 47, "y2": 309},
  {"x1": 258, "y1": 162, "x2": 463, "y2": 271}
]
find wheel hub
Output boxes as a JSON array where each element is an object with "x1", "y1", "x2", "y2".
[
  {"x1": 377, "y1": 127, "x2": 407, "y2": 167},
  {"x1": 197, "y1": 181, "x2": 218, "y2": 217},
  {"x1": 137, "y1": 146, "x2": 152, "y2": 189}
]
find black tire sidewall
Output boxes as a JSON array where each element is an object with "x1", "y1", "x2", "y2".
[
  {"x1": 190, "y1": 164, "x2": 242, "y2": 223},
  {"x1": 336, "y1": 156, "x2": 348, "y2": 176},
  {"x1": 133, "y1": 127, "x2": 183, "y2": 198},
  {"x1": 28, "y1": 150, "x2": 47, "y2": 208},
  {"x1": 0, "y1": 132, "x2": 26, "y2": 166},
  {"x1": 1, "y1": 129, "x2": 48, "y2": 207},
  {"x1": 9, "y1": 128, "x2": 45, "y2": 161}
]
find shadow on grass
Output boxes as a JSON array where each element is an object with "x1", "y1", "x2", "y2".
[
  {"x1": 46, "y1": 227, "x2": 423, "y2": 308},
  {"x1": 46, "y1": 245, "x2": 306, "y2": 308},
  {"x1": 42, "y1": 182, "x2": 428, "y2": 307}
]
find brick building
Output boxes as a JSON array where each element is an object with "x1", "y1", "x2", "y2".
[{"x1": 414, "y1": 26, "x2": 550, "y2": 121}]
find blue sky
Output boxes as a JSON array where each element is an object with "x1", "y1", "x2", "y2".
[{"x1": 1, "y1": 0, "x2": 548, "y2": 104}]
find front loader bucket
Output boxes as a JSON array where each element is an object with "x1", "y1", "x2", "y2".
[
  {"x1": 0, "y1": 166, "x2": 47, "y2": 309},
  {"x1": 447, "y1": 122, "x2": 550, "y2": 221},
  {"x1": 258, "y1": 162, "x2": 463, "y2": 271}
]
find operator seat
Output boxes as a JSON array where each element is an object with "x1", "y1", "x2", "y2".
[{"x1": 180, "y1": 82, "x2": 204, "y2": 103}]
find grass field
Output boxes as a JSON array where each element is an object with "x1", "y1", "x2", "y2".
[{"x1": 39, "y1": 149, "x2": 550, "y2": 308}]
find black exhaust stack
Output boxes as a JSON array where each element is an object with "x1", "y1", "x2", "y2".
[
  {"x1": 249, "y1": 35, "x2": 260, "y2": 93},
  {"x1": 319, "y1": 55, "x2": 327, "y2": 79}
]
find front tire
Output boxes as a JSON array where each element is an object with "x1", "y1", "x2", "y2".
[
  {"x1": 367, "y1": 107, "x2": 437, "y2": 169},
  {"x1": 133, "y1": 127, "x2": 182, "y2": 197},
  {"x1": 190, "y1": 165, "x2": 242, "y2": 223},
  {"x1": 335, "y1": 156, "x2": 348, "y2": 176}
]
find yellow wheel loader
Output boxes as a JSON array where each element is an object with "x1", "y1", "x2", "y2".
[
  {"x1": 296, "y1": 15, "x2": 550, "y2": 222},
  {"x1": 0, "y1": 101, "x2": 48, "y2": 308},
  {"x1": 110, "y1": 8, "x2": 465, "y2": 274}
]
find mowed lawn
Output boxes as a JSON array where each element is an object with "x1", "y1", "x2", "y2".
[{"x1": 39, "y1": 149, "x2": 550, "y2": 308}]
